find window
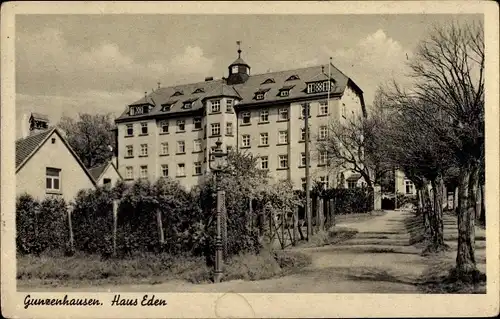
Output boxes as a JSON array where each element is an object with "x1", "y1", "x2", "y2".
[
  {"x1": 259, "y1": 109, "x2": 269, "y2": 122},
  {"x1": 177, "y1": 120, "x2": 185, "y2": 132},
  {"x1": 161, "y1": 103, "x2": 172, "y2": 112},
  {"x1": 140, "y1": 165, "x2": 148, "y2": 179},
  {"x1": 130, "y1": 105, "x2": 148, "y2": 115},
  {"x1": 301, "y1": 127, "x2": 310, "y2": 141},
  {"x1": 348, "y1": 181, "x2": 357, "y2": 189},
  {"x1": 226, "y1": 100, "x2": 233, "y2": 112},
  {"x1": 301, "y1": 178, "x2": 307, "y2": 190},
  {"x1": 261, "y1": 156, "x2": 269, "y2": 170},
  {"x1": 278, "y1": 131, "x2": 288, "y2": 144},
  {"x1": 286, "y1": 75, "x2": 300, "y2": 81},
  {"x1": 319, "y1": 176, "x2": 329, "y2": 189},
  {"x1": 300, "y1": 153, "x2": 306, "y2": 167},
  {"x1": 141, "y1": 122, "x2": 148, "y2": 135},
  {"x1": 301, "y1": 104, "x2": 311, "y2": 118},
  {"x1": 160, "y1": 120, "x2": 169, "y2": 133},
  {"x1": 172, "y1": 91, "x2": 183, "y2": 97},
  {"x1": 211, "y1": 123, "x2": 221, "y2": 136},
  {"x1": 260, "y1": 133, "x2": 269, "y2": 146},
  {"x1": 405, "y1": 180, "x2": 414, "y2": 194},
  {"x1": 278, "y1": 108, "x2": 288, "y2": 121},
  {"x1": 280, "y1": 90, "x2": 289, "y2": 97},
  {"x1": 161, "y1": 164, "x2": 169, "y2": 177},
  {"x1": 255, "y1": 93, "x2": 265, "y2": 100},
  {"x1": 193, "y1": 139, "x2": 202, "y2": 152},
  {"x1": 261, "y1": 78, "x2": 275, "y2": 84},
  {"x1": 177, "y1": 141, "x2": 185, "y2": 154},
  {"x1": 194, "y1": 162, "x2": 202, "y2": 175},
  {"x1": 278, "y1": 155, "x2": 288, "y2": 169},
  {"x1": 193, "y1": 88, "x2": 204, "y2": 94},
  {"x1": 306, "y1": 80, "x2": 332, "y2": 94},
  {"x1": 318, "y1": 151, "x2": 327, "y2": 165},
  {"x1": 183, "y1": 102, "x2": 192, "y2": 109},
  {"x1": 126, "y1": 124, "x2": 133, "y2": 136},
  {"x1": 126, "y1": 145, "x2": 133, "y2": 157},
  {"x1": 160, "y1": 142, "x2": 168, "y2": 155},
  {"x1": 211, "y1": 100, "x2": 220, "y2": 113},
  {"x1": 242, "y1": 112, "x2": 251, "y2": 124},
  {"x1": 242, "y1": 134, "x2": 251, "y2": 147},
  {"x1": 103, "y1": 178, "x2": 112, "y2": 186},
  {"x1": 226, "y1": 122, "x2": 233, "y2": 135},
  {"x1": 45, "y1": 168, "x2": 61, "y2": 191},
  {"x1": 319, "y1": 125, "x2": 328, "y2": 140},
  {"x1": 177, "y1": 163, "x2": 186, "y2": 177},
  {"x1": 126, "y1": 166, "x2": 133, "y2": 179},
  {"x1": 319, "y1": 101, "x2": 328, "y2": 115},
  {"x1": 232, "y1": 65, "x2": 238, "y2": 73},
  {"x1": 140, "y1": 144, "x2": 148, "y2": 156},
  {"x1": 193, "y1": 117, "x2": 202, "y2": 130}
]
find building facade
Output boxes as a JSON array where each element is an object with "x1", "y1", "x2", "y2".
[
  {"x1": 16, "y1": 114, "x2": 97, "y2": 202},
  {"x1": 115, "y1": 50, "x2": 366, "y2": 190}
]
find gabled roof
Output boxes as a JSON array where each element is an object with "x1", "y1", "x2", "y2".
[
  {"x1": 15, "y1": 128, "x2": 97, "y2": 186},
  {"x1": 30, "y1": 113, "x2": 49, "y2": 121},
  {"x1": 88, "y1": 160, "x2": 123, "y2": 182},
  {"x1": 15, "y1": 129, "x2": 54, "y2": 168}
]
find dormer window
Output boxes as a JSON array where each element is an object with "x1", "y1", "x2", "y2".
[
  {"x1": 172, "y1": 91, "x2": 183, "y2": 97},
  {"x1": 254, "y1": 88, "x2": 270, "y2": 101},
  {"x1": 193, "y1": 88, "x2": 205, "y2": 94},
  {"x1": 306, "y1": 80, "x2": 333, "y2": 94},
  {"x1": 182, "y1": 98, "x2": 198, "y2": 109},
  {"x1": 129, "y1": 105, "x2": 149, "y2": 116},
  {"x1": 261, "y1": 78, "x2": 275, "y2": 85},
  {"x1": 278, "y1": 85, "x2": 294, "y2": 98},
  {"x1": 286, "y1": 75, "x2": 300, "y2": 81},
  {"x1": 161, "y1": 102, "x2": 176, "y2": 112}
]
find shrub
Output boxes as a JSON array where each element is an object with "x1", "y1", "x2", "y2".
[
  {"x1": 224, "y1": 250, "x2": 282, "y2": 281},
  {"x1": 273, "y1": 250, "x2": 312, "y2": 275},
  {"x1": 16, "y1": 194, "x2": 68, "y2": 255}
]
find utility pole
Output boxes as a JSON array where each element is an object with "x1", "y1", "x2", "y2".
[{"x1": 304, "y1": 102, "x2": 312, "y2": 240}]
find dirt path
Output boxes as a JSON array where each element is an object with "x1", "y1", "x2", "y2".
[{"x1": 20, "y1": 210, "x2": 485, "y2": 293}]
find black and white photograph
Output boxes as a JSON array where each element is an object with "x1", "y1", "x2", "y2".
[{"x1": 1, "y1": 1, "x2": 499, "y2": 318}]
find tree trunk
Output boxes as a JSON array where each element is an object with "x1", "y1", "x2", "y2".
[
  {"x1": 421, "y1": 184, "x2": 433, "y2": 239},
  {"x1": 455, "y1": 163, "x2": 478, "y2": 278},
  {"x1": 479, "y1": 184, "x2": 485, "y2": 225},
  {"x1": 426, "y1": 177, "x2": 446, "y2": 252}
]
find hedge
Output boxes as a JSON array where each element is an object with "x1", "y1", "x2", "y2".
[{"x1": 16, "y1": 194, "x2": 68, "y2": 255}]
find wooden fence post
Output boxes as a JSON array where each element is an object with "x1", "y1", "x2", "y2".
[
  {"x1": 330, "y1": 198, "x2": 335, "y2": 227},
  {"x1": 67, "y1": 204, "x2": 74, "y2": 251},
  {"x1": 112, "y1": 200, "x2": 118, "y2": 256},
  {"x1": 293, "y1": 206, "x2": 299, "y2": 245},
  {"x1": 318, "y1": 197, "x2": 324, "y2": 231},
  {"x1": 156, "y1": 208, "x2": 165, "y2": 245}
]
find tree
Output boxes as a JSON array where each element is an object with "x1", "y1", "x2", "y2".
[
  {"x1": 372, "y1": 92, "x2": 454, "y2": 252},
  {"x1": 317, "y1": 111, "x2": 391, "y2": 188},
  {"x1": 58, "y1": 113, "x2": 116, "y2": 168},
  {"x1": 378, "y1": 21, "x2": 484, "y2": 279}
]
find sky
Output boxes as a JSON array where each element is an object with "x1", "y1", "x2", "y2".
[{"x1": 15, "y1": 13, "x2": 482, "y2": 138}]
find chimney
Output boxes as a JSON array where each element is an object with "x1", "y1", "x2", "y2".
[
  {"x1": 205, "y1": 76, "x2": 214, "y2": 82},
  {"x1": 28, "y1": 113, "x2": 50, "y2": 136},
  {"x1": 20, "y1": 113, "x2": 29, "y2": 139}
]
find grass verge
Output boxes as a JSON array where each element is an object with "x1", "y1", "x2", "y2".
[{"x1": 18, "y1": 249, "x2": 312, "y2": 288}]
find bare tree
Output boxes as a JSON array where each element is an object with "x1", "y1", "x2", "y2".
[
  {"x1": 58, "y1": 113, "x2": 116, "y2": 169},
  {"x1": 317, "y1": 112, "x2": 391, "y2": 189},
  {"x1": 380, "y1": 21, "x2": 484, "y2": 279}
]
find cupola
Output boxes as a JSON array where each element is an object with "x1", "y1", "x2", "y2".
[{"x1": 227, "y1": 41, "x2": 250, "y2": 85}]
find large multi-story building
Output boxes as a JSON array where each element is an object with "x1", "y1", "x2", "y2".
[{"x1": 114, "y1": 49, "x2": 366, "y2": 190}]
